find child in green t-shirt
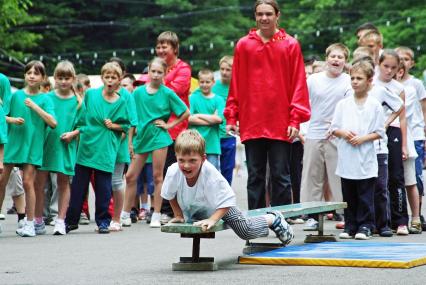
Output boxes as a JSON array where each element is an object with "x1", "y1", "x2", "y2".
[
  {"x1": 121, "y1": 57, "x2": 190, "y2": 228},
  {"x1": 188, "y1": 69, "x2": 224, "y2": 170},
  {"x1": 34, "y1": 60, "x2": 85, "y2": 236},
  {"x1": 65, "y1": 62, "x2": 131, "y2": 234},
  {"x1": 0, "y1": 61, "x2": 57, "y2": 237}
]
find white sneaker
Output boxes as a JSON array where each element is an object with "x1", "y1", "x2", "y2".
[
  {"x1": 150, "y1": 219, "x2": 161, "y2": 228},
  {"x1": 34, "y1": 221, "x2": 46, "y2": 235},
  {"x1": 17, "y1": 221, "x2": 36, "y2": 237},
  {"x1": 109, "y1": 221, "x2": 122, "y2": 232},
  {"x1": 18, "y1": 218, "x2": 26, "y2": 229},
  {"x1": 160, "y1": 214, "x2": 172, "y2": 225},
  {"x1": 303, "y1": 218, "x2": 319, "y2": 231},
  {"x1": 53, "y1": 221, "x2": 66, "y2": 235},
  {"x1": 121, "y1": 213, "x2": 132, "y2": 227},
  {"x1": 339, "y1": 232, "x2": 353, "y2": 239},
  {"x1": 397, "y1": 225, "x2": 409, "y2": 235},
  {"x1": 0, "y1": 213, "x2": 5, "y2": 220}
]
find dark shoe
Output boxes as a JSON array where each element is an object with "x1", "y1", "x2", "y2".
[
  {"x1": 379, "y1": 228, "x2": 393, "y2": 237},
  {"x1": 146, "y1": 209, "x2": 153, "y2": 224},
  {"x1": 420, "y1": 215, "x2": 426, "y2": 231},
  {"x1": 7, "y1": 206, "x2": 17, "y2": 215},
  {"x1": 65, "y1": 224, "x2": 79, "y2": 233},
  {"x1": 130, "y1": 208, "x2": 138, "y2": 223},
  {"x1": 98, "y1": 227, "x2": 110, "y2": 234},
  {"x1": 333, "y1": 213, "x2": 344, "y2": 222},
  {"x1": 355, "y1": 226, "x2": 372, "y2": 240}
]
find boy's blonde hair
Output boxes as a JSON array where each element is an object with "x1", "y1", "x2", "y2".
[
  {"x1": 157, "y1": 31, "x2": 179, "y2": 56},
  {"x1": 198, "y1": 69, "x2": 214, "y2": 80},
  {"x1": 219, "y1": 55, "x2": 233, "y2": 67},
  {"x1": 360, "y1": 30, "x2": 383, "y2": 45},
  {"x1": 395, "y1": 46, "x2": 415, "y2": 60},
  {"x1": 175, "y1": 129, "x2": 206, "y2": 156},
  {"x1": 351, "y1": 60, "x2": 375, "y2": 80},
  {"x1": 101, "y1": 62, "x2": 122, "y2": 78},
  {"x1": 353, "y1": 46, "x2": 374, "y2": 61},
  {"x1": 325, "y1": 43, "x2": 350, "y2": 61}
]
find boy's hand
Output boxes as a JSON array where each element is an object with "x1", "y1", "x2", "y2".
[
  {"x1": 10, "y1": 117, "x2": 25, "y2": 125},
  {"x1": 60, "y1": 132, "x2": 74, "y2": 143},
  {"x1": 349, "y1": 135, "x2": 365, "y2": 146},
  {"x1": 24, "y1": 98, "x2": 37, "y2": 109},
  {"x1": 169, "y1": 216, "x2": 185, "y2": 223},
  {"x1": 153, "y1": 119, "x2": 169, "y2": 130},
  {"x1": 193, "y1": 218, "x2": 218, "y2": 232},
  {"x1": 104, "y1": 119, "x2": 113, "y2": 129}
]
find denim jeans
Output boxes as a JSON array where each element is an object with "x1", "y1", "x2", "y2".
[
  {"x1": 244, "y1": 138, "x2": 292, "y2": 210},
  {"x1": 414, "y1": 140, "x2": 425, "y2": 196},
  {"x1": 220, "y1": 137, "x2": 236, "y2": 185}
]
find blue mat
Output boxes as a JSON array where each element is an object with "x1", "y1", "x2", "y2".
[{"x1": 239, "y1": 242, "x2": 426, "y2": 268}]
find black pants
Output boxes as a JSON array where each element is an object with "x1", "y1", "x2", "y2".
[
  {"x1": 341, "y1": 177, "x2": 376, "y2": 234},
  {"x1": 290, "y1": 141, "x2": 304, "y2": 204},
  {"x1": 386, "y1": 127, "x2": 409, "y2": 227},
  {"x1": 160, "y1": 143, "x2": 176, "y2": 216},
  {"x1": 245, "y1": 138, "x2": 292, "y2": 210},
  {"x1": 374, "y1": 154, "x2": 392, "y2": 231}
]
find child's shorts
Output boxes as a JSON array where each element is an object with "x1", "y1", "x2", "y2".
[
  {"x1": 112, "y1": 163, "x2": 126, "y2": 191},
  {"x1": 6, "y1": 167, "x2": 24, "y2": 197},
  {"x1": 403, "y1": 158, "x2": 416, "y2": 187},
  {"x1": 137, "y1": 163, "x2": 154, "y2": 195}
]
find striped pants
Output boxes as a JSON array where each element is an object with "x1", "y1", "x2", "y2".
[{"x1": 222, "y1": 207, "x2": 269, "y2": 240}]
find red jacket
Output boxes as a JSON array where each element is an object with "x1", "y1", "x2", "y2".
[
  {"x1": 225, "y1": 29, "x2": 310, "y2": 143},
  {"x1": 164, "y1": 59, "x2": 191, "y2": 140}
]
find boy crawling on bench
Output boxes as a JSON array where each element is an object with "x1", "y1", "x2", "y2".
[{"x1": 160, "y1": 129, "x2": 294, "y2": 245}]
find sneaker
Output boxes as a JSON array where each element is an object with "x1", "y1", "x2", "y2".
[
  {"x1": 130, "y1": 208, "x2": 138, "y2": 223},
  {"x1": 355, "y1": 227, "x2": 371, "y2": 240},
  {"x1": 396, "y1": 225, "x2": 409, "y2": 235},
  {"x1": 335, "y1": 222, "x2": 345, "y2": 229},
  {"x1": 98, "y1": 227, "x2": 110, "y2": 234},
  {"x1": 109, "y1": 221, "x2": 122, "y2": 232},
  {"x1": 18, "y1": 218, "x2": 26, "y2": 229},
  {"x1": 7, "y1": 206, "x2": 17, "y2": 215},
  {"x1": 160, "y1": 213, "x2": 172, "y2": 225},
  {"x1": 379, "y1": 228, "x2": 393, "y2": 237},
  {"x1": 121, "y1": 213, "x2": 132, "y2": 227},
  {"x1": 420, "y1": 215, "x2": 426, "y2": 231},
  {"x1": 138, "y1": 208, "x2": 147, "y2": 220},
  {"x1": 303, "y1": 218, "x2": 319, "y2": 231},
  {"x1": 49, "y1": 219, "x2": 56, "y2": 226},
  {"x1": 339, "y1": 231, "x2": 354, "y2": 239},
  {"x1": 79, "y1": 213, "x2": 90, "y2": 225},
  {"x1": 0, "y1": 213, "x2": 5, "y2": 220},
  {"x1": 34, "y1": 221, "x2": 46, "y2": 235},
  {"x1": 326, "y1": 213, "x2": 333, "y2": 220},
  {"x1": 146, "y1": 209, "x2": 153, "y2": 224},
  {"x1": 268, "y1": 211, "x2": 294, "y2": 245},
  {"x1": 150, "y1": 214, "x2": 162, "y2": 228},
  {"x1": 53, "y1": 221, "x2": 66, "y2": 235},
  {"x1": 65, "y1": 224, "x2": 79, "y2": 233},
  {"x1": 409, "y1": 221, "x2": 422, "y2": 234},
  {"x1": 16, "y1": 221, "x2": 36, "y2": 237}
]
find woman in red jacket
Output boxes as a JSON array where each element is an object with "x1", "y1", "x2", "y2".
[{"x1": 225, "y1": 0, "x2": 310, "y2": 210}]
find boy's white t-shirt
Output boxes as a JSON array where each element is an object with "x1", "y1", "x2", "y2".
[
  {"x1": 306, "y1": 71, "x2": 351, "y2": 139},
  {"x1": 161, "y1": 160, "x2": 236, "y2": 222},
  {"x1": 366, "y1": 85, "x2": 403, "y2": 154},
  {"x1": 403, "y1": 76, "x2": 426, "y2": 140},
  {"x1": 403, "y1": 84, "x2": 419, "y2": 158},
  {"x1": 330, "y1": 96, "x2": 385, "y2": 179},
  {"x1": 373, "y1": 78, "x2": 405, "y2": 128}
]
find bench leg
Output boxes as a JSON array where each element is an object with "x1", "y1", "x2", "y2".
[
  {"x1": 172, "y1": 233, "x2": 218, "y2": 271},
  {"x1": 304, "y1": 213, "x2": 337, "y2": 243}
]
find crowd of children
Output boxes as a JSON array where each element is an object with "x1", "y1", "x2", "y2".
[{"x1": 0, "y1": 13, "x2": 425, "y2": 246}]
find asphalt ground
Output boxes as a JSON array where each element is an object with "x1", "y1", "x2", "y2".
[{"x1": 1, "y1": 170, "x2": 426, "y2": 285}]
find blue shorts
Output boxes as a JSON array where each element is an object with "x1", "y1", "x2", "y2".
[{"x1": 137, "y1": 163, "x2": 154, "y2": 195}]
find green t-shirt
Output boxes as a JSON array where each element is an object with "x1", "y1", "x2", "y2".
[
  {"x1": 116, "y1": 87, "x2": 138, "y2": 164},
  {"x1": 77, "y1": 87, "x2": 131, "y2": 173},
  {"x1": 189, "y1": 91, "x2": 224, "y2": 155},
  {"x1": 133, "y1": 84, "x2": 187, "y2": 154},
  {"x1": 212, "y1": 81, "x2": 230, "y2": 139},
  {"x1": 0, "y1": 73, "x2": 11, "y2": 144},
  {"x1": 4, "y1": 89, "x2": 55, "y2": 166},
  {"x1": 40, "y1": 91, "x2": 86, "y2": 175}
]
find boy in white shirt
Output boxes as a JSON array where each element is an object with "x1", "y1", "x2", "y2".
[
  {"x1": 331, "y1": 60, "x2": 385, "y2": 240},
  {"x1": 161, "y1": 130, "x2": 294, "y2": 245}
]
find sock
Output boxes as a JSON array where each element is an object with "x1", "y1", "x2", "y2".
[
  {"x1": 35, "y1": 217, "x2": 43, "y2": 224},
  {"x1": 412, "y1": 216, "x2": 421, "y2": 223},
  {"x1": 17, "y1": 213, "x2": 25, "y2": 222},
  {"x1": 141, "y1": 203, "x2": 149, "y2": 210},
  {"x1": 56, "y1": 218, "x2": 65, "y2": 224}
]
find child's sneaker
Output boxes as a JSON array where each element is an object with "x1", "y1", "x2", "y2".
[
  {"x1": 130, "y1": 208, "x2": 138, "y2": 223},
  {"x1": 98, "y1": 226, "x2": 110, "y2": 234},
  {"x1": 420, "y1": 215, "x2": 426, "y2": 231},
  {"x1": 53, "y1": 221, "x2": 66, "y2": 235},
  {"x1": 303, "y1": 218, "x2": 318, "y2": 231},
  {"x1": 79, "y1": 213, "x2": 90, "y2": 225},
  {"x1": 34, "y1": 221, "x2": 46, "y2": 235},
  {"x1": 16, "y1": 220, "x2": 36, "y2": 237},
  {"x1": 121, "y1": 213, "x2": 132, "y2": 227},
  {"x1": 268, "y1": 211, "x2": 294, "y2": 246},
  {"x1": 339, "y1": 231, "x2": 354, "y2": 239},
  {"x1": 379, "y1": 227, "x2": 393, "y2": 237},
  {"x1": 396, "y1": 225, "x2": 409, "y2": 235},
  {"x1": 109, "y1": 221, "x2": 122, "y2": 232},
  {"x1": 355, "y1": 227, "x2": 371, "y2": 240},
  {"x1": 160, "y1": 214, "x2": 172, "y2": 225},
  {"x1": 0, "y1": 213, "x2": 5, "y2": 220},
  {"x1": 138, "y1": 208, "x2": 147, "y2": 220},
  {"x1": 17, "y1": 218, "x2": 26, "y2": 229},
  {"x1": 409, "y1": 222, "x2": 422, "y2": 234}
]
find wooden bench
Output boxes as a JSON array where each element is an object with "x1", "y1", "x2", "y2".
[{"x1": 161, "y1": 201, "x2": 347, "y2": 271}]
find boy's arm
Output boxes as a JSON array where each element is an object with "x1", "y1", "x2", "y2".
[
  {"x1": 193, "y1": 207, "x2": 230, "y2": 231},
  {"x1": 188, "y1": 114, "x2": 211, "y2": 126},
  {"x1": 196, "y1": 113, "x2": 222, "y2": 124},
  {"x1": 169, "y1": 198, "x2": 185, "y2": 223},
  {"x1": 348, "y1": 132, "x2": 381, "y2": 146}
]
